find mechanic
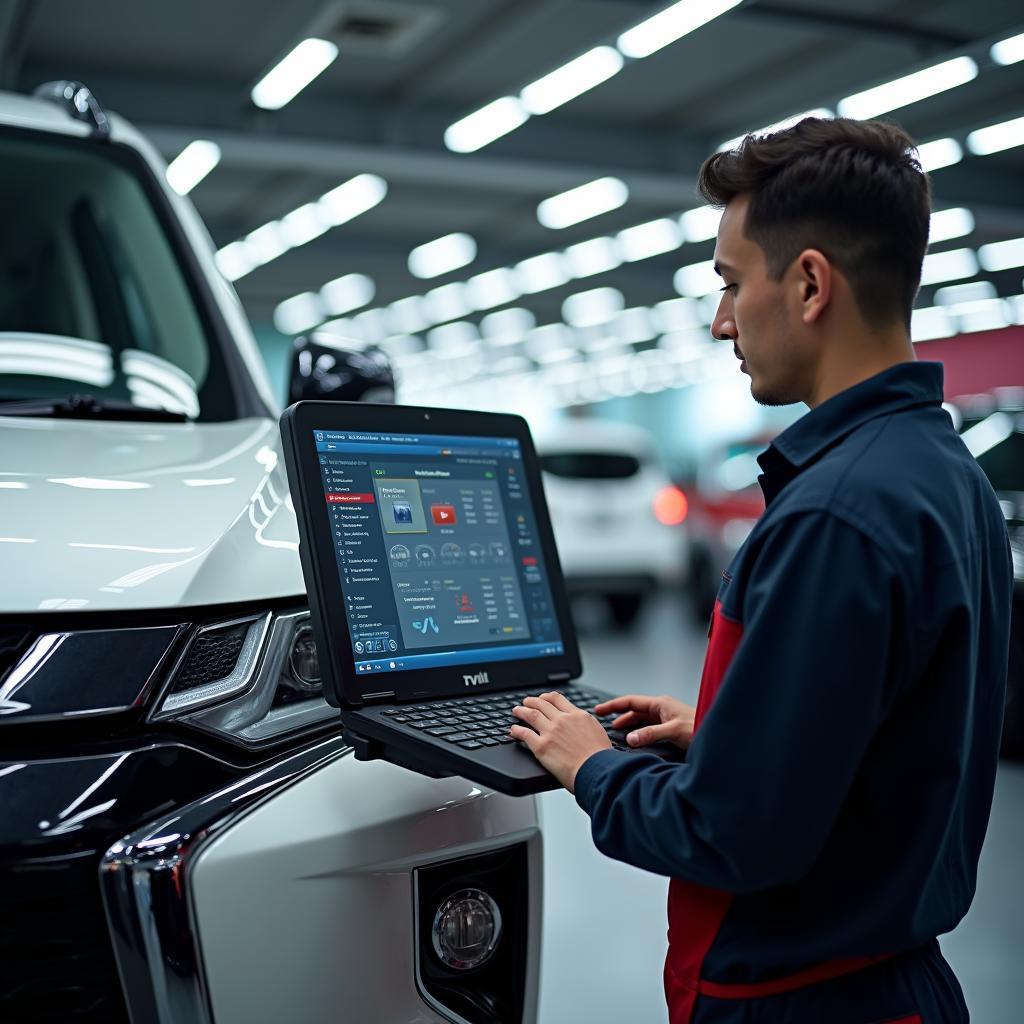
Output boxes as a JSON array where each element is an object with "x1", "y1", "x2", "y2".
[{"x1": 510, "y1": 118, "x2": 1013, "y2": 1023}]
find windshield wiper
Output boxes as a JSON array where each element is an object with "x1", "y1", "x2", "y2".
[{"x1": 0, "y1": 394, "x2": 189, "y2": 422}]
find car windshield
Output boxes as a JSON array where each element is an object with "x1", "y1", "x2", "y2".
[
  {"x1": 0, "y1": 130, "x2": 233, "y2": 420},
  {"x1": 540, "y1": 452, "x2": 641, "y2": 479}
]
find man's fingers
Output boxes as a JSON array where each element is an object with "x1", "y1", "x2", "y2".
[
  {"x1": 594, "y1": 694, "x2": 656, "y2": 716},
  {"x1": 611, "y1": 710, "x2": 646, "y2": 730},
  {"x1": 626, "y1": 722, "x2": 684, "y2": 749},
  {"x1": 509, "y1": 723, "x2": 539, "y2": 749},
  {"x1": 542, "y1": 691, "x2": 576, "y2": 713},
  {"x1": 522, "y1": 695, "x2": 559, "y2": 720}
]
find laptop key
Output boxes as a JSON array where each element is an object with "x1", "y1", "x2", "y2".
[
  {"x1": 478, "y1": 737, "x2": 499, "y2": 746},
  {"x1": 458, "y1": 740, "x2": 483, "y2": 749},
  {"x1": 427, "y1": 726, "x2": 457, "y2": 736},
  {"x1": 447, "y1": 732, "x2": 472, "y2": 742}
]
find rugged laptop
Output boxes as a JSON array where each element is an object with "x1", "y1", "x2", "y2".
[{"x1": 280, "y1": 401, "x2": 683, "y2": 795}]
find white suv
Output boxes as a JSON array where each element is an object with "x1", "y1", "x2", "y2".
[
  {"x1": 0, "y1": 83, "x2": 540, "y2": 1024},
  {"x1": 538, "y1": 420, "x2": 689, "y2": 628}
]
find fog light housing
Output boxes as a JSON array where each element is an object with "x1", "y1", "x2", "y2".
[{"x1": 431, "y1": 888, "x2": 502, "y2": 970}]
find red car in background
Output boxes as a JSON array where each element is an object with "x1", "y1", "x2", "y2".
[{"x1": 681, "y1": 438, "x2": 769, "y2": 623}]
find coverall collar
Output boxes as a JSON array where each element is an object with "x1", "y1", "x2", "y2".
[{"x1": 756, "y1": 361, "x2": 945, "y2": 505}]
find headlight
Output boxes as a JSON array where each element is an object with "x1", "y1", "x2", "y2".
[
  {"x1": 153, "y1": 610, "x2": 335, "y2": 746},
  {"x1": 431, "y1": 889, "x2": 503, "y2": 971}
]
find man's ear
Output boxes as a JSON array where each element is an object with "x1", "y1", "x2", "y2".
[{"x1": 795, "y1": 248, "x2": 832, "y2": 324}]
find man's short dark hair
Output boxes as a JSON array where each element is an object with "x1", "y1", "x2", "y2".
[{"x1": 698, "y1": 117, "x2": 931, "y2": 329}]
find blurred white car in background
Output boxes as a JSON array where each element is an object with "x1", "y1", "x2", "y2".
[{"x1": 538, "y1": 420, "x2": 689, "y2": 628}]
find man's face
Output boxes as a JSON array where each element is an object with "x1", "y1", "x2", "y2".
[{"x1": 711, "y1": 195, "x2": 808, "y2": 406}]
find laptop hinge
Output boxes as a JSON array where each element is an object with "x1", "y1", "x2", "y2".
[
  {"x1": 363, "y1": 690, "x2": 396, "y2": 704},
  {"x1": 547, "y1": 672, "x2": 571, "y2": 682}
]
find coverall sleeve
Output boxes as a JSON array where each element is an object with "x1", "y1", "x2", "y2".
[{"x1": 573, "y1": 510, "x2": 903, "y2": 891}]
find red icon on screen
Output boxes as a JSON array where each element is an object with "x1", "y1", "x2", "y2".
[{"x1": 431, "y1": 504, "x2": 457, "y2": 525}]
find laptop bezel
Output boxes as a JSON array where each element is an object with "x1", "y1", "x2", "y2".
[{"x1": 280, "y1": 400, "x2": 583, "y2": 709}]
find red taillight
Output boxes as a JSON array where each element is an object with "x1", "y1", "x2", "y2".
[{"x1": 653, "y1": 486, "x2": 688, "y2": 526}]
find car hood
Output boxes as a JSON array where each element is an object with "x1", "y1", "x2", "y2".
[{"x1": 0, "y1": 416, "x2": 305, "y2": 613}]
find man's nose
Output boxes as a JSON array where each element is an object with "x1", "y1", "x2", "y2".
[{"x1": 711, "y1": 295, "x2": 737, "y2": 341}]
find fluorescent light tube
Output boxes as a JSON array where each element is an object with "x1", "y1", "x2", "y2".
[
  {"x1": 563, "y1": 287, "x2": 625, "y2": 327},
  {"x1": 929, "y1": 208, "x2": 975, "y2": 245},
  {"x1": 836, "y1": 56, "x2": 978, "y2": 120},
  {"x1": 679, "y1": 206, "x2": 722, "y2": 242},
  {"x1": 618, "y1": 0, "x2": 744, "y2": 59},
  {"x1": 616, "y1": 218, "x2": 683, "y2": 262},
  {"x1": 353, "y1": 308, "x2": 389, "y2": 342},
  {"x1": 251, "y1": 38, "x2": 338, "y2": 111},
  {"x1": 320, "y1": 274, "x2": 375, "y2": 316},
  {"x1": 948, "y1": 298, "x2": 1011, "y2": 334},
  {"x1": 481, "y1": 308, "x2": 536, "y2": 344},
  {"x1": 967, "y1": 115, "x2": 1024, "y2": 156},
  {"x1": 319, "y1": 174, "x2": 388, "y2": 226},
  {"x1": 424, "y1": 282, "x2": 472, "y2": 325},
  {"x1": 978, "y1": 236, "x2": 1024, "y2": 272},
  {"x1": 960, "y1": 412, "x2": 1014, "y2": 457},
  {"x1": 467, "y1": 268, "x2": 522, "y2": 310},
  {"x1": 614, "y1": 307, "x2": 657, "y2": 343},
  {"x1": 387, "y1": 297, "x2": 429, "y2": 335},
  {"x1": 165, "y1": 140, "x2": 221, "y2": 195},
  {"x1": 991, "y1": 31, "x2": 1024, "y2": 65},
  {"x1": 919, "y1": 248, "x2": 979, "y2": 286},
  {"x1": 426, "y1": 322, "x2": 479, "y2": 352},
  {"x1": 444, "y1": 97, "x2": 529, "y2": 153},
  {"x1": 515, "y1": 252, "x2": 571, "y2": 293},
  {"x1": 244, "y1": 222, "x2": 289, "y2": 266},
  {"x1": 537, "y1": 177, "x2": 629, "y2": 230},
  {"x1": 274, "y1": 292, "x2": 325, "y2": 335},
  {"x1": 674, "y1": 259, "x2": 721, "y2": 297},
  {"x1": 934, "y1": 281, "x2": 996, "y2": 306},
  {"x1": 520, "y1": 46, "x2": 623, "y2": 115},
  {"x1": 215, "y1": 241, "x2": 257, "y2": 282},
  {"x1": 279, "y1": 202, "x2": 331, "y2": 247},
  {"x1": 654, "y1": 297, "x2": 703, "y2": 332},
  {"x1": 916, "y1": 138, "x2": 963, "y2": 172},
  {"x1": 408, "y1": 233, "x2": 477, "y2": 279},
  {"x1": 718, "y1": 108, "x2": 834, "y2": 152},
  {"x1": 564, "y1": 237, "x2": 621, "y2": 278},
  {"x1": 910, "y1": 305, "x2": 955, "y2": 342}
]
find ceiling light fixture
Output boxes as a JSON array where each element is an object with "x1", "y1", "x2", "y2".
[
  {"x1": 562, "y1": 287, "x2": 625, "y2": 328},
  {"x1": 919, "y1": 248, "x2": 980, "y2": 286},
  {"x1": 444, "y1": 97, "x2": 530, "y2": 153},
  {"x1": 966, "y1": 114, "x2": 1024, "y2": 156},
  {"x1": 836, "y1": 56, "x2": 978, "y2": 120},
  {"x1": 520, "y1": 46, "x2": 624, "y2": 115},
  {"x1": 537, "y1": 177, "x2": 629, "y2": 229},
  {"x1": 320, "y1": 274, "x2": 375, "y2": 316},
  {"x1": 564, "y1": 237, "x2": 621, "y2": 278},
  {"x1": 273, "y1": 292, "x2": 325, "y2": 335},
  {"x1": 933, "y1": 281, "x2": 996, "y2": 306},
  {"x1": 915, "y1": 138, "x2": 963, "y2": 172},
  {"x1": 929, "y1": 208, "x2": 975, "y2": 245},
  {"x1": 251, "y1": 38, "x2": 339, "y2": 111},
  {"x1": 515, "y1": 252, "x2": 572, "y2": 293},
  {"x1": 679, "y1": 206, "x2": 722, "y2": 243},
  {"x1": 466, "y1": 268, "x2": 522, "y2": 310},
  {"x1": 978, "y1": 236, "x2": 1024, "y2": 272},
  {"x1": 408, "y1": 233, "x2": 478, "y2": 279},
  {"x1": 991, "y1": 31, "x2": 1024, "y2": 66},
  {"x1": 319, "y1": 173, "x2": 388, "y2": 226},
  {"x1": 616, "y1": 218, "x2": 683, "y2": 261},
  {"x1": 165, "y1": 140, "x2": 221, "y2": 195},
  {"x1": 674, "y1": 259, "x2": 722, "y2": 297},
  {"x1": 617, "y1": 0, "x2": 745, "y2": 59}
]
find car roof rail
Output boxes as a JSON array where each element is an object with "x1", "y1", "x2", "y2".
[{"x1": 33, "y1": 80, "x2": 111, "y2": 139}]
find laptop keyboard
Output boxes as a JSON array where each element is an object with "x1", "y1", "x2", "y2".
[{"x1": 380, "y1": 687, "x2": 624, "y2": 751}]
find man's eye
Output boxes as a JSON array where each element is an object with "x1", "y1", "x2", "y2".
[{"x1": 720, "y1": 283, "x2": 737, "y2": 293}]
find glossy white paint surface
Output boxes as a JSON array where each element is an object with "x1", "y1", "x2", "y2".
[
  {"x1": 192, "y1": 753, "x2": 542, "y2": 1024},
  {"x1": 0, "y1": 416, "x2": 304, "y2": 611}
]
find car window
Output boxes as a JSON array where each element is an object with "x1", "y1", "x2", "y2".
[
  {"x1": 540, "y1": 452, "x2": 641, "y2": 479},
  {"x1": 0, "y1": 130, "x2": 234, "y2": 420}
]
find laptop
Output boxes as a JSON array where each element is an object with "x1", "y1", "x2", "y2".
[{"x1": 280, "y1": 400, "x2": 683, "y2": 795}]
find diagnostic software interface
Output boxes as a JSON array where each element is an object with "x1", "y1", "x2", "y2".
[{"x1": 313, "y1": 429, "x2": 565, "y2": 680}]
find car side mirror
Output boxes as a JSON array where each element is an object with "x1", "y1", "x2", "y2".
[{"x1": 288, "y1": 333, "x2": 395, "y2": 404}]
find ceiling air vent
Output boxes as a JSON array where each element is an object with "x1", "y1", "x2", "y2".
[{"x1": 320, "y1": 1, "x2": 445, "y2": 58}]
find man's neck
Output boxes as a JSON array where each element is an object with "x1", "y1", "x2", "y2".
[{"x1": 807, "y1": 331, "x2": 916, "y2": 409}]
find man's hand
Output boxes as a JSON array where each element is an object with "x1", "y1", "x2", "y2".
[
  {"x1": 593, "y1": 694, "x2": 696, "y2": 749},
  {"x1": 510, "y1": 692, "x2": 611, "y2": 792}
]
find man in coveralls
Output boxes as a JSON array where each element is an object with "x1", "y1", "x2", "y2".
[{"x1": 510, "y1": 118, "x2": 1013, "y2": 1023}]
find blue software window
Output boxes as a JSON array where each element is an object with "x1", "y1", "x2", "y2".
[{"x1": 314, "y1": 429, "x2": 564, "y2": 675}]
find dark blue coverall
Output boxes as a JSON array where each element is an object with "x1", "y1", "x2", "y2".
[{"x1": 574, "y1": 362, "x2": 1013, "y2": 1023}]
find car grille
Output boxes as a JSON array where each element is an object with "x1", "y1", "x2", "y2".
[
  {"x1": 0, "y1": 853, "x2": 129, "y2": 1023},
  {"x1": 170, "y1": 620, "x2": 248, "y2": 692}
]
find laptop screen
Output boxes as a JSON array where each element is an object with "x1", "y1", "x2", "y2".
[{"x1": 312, "y1": 427, "x2": 565, "y2": 686}]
